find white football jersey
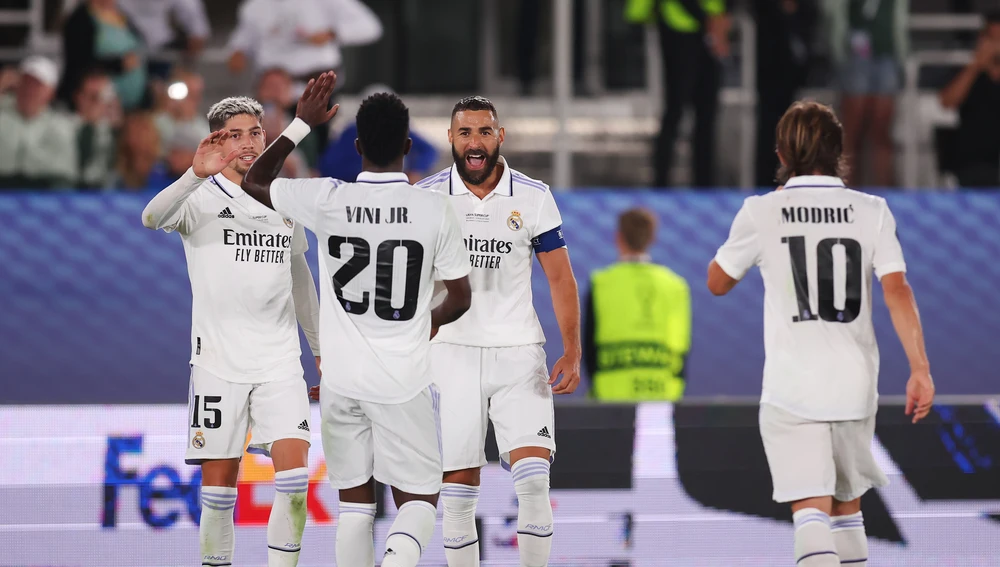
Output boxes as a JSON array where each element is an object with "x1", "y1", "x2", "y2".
[
  {"x1": 416, "y1": 158, "x2": 566, "y2": 347},
  {"x1": 161, "y1": 174, "x2": 308, "y2": 383},
  {"x1": 713, "y1": 176, "x2": 906, "y2": 421},
  {"x1": 270, "y1": 171, "x2": 470, "y2": 404}
]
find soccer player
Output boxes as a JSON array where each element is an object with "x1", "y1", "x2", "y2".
[
  {"x1": 707, "y1": 101, "x2": 935, "y2": 567},
  {"x1": 417, "y1": 96, "x2": 582, "y2": 567},
  {"x1": 240, "y1": 72, "x2": 473, "y2": 567},
  {"x1": 140, "y1": 97, "x2": 320, "y2": 567}
]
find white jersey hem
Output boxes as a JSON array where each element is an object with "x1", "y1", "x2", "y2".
[
  {"x1": 189, "y1": 357, "x2": 304, "y2": 385},
  {"x1": 758, "y1": 398, "x2": 878, "y2": 423},
  {"x1": 322, "y1": 380, "x2": 430, "y2": 405}
]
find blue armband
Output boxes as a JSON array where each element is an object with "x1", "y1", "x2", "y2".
[{"x1": 532, "y1": 225, "x2": 566, "y2": 253}]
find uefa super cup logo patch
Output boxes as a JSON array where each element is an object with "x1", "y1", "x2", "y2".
[{"x1": 507, "y1": 210, "x2": 523, "y2": 231}]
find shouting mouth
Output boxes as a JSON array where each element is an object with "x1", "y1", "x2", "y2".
[{"x1": 465, "y1": 151, "x2": 487, "y2": 170}]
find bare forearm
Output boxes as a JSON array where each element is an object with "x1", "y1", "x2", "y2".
[
  {"x1": 431, "y1": 296, "x2": 469, "y2": 328},
  {"x1": 885, "y1": 285, "x2": 930, "y2": 373},
  {"x1": 551, "y1": 275, "x2": 581, "y2": 353},
  {"x1": 940, "y1": 63, "x2": 980, "y2": 109},
  {"x1": 242, "y1": 137, "x2": 296, "y2": 209}
]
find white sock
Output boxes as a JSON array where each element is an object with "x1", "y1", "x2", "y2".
[
  {"x1": 382, "y1": 500, "x2": 437, "y2": 567},
  {"x1": 441, "y1": 483, "x2": 480, "y2": 566},
  {"x1": 200, "y1": 486, "x2": 237, "y2": 566},
  {"x1": 793, "y1": 508, "x2": 840, "y2": 566},
  {"x1": 512, "y1": 457, "x2": 553, "y2": 567},
  {"x1": 831, "y1": 512, "x2": 868, "y2": 565},
  {"x1": 336, "y1": 501, "x2": 376, "y2": 567},
  {"x1": 268, "y1": 468, "x2": 309, "y2": 567}
]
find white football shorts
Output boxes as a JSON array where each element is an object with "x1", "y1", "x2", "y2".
[
  {"x1": 184, "y1": 365, "x2": 311, "y2": 465},
  {"x1": 431, "y1": 343, "x2": 556, "y2": 471},
  {"x1": 759, "y1": 403, "x2": 889, "y2": 503},
  {"x1": 320, "y1": 384, "x2": 443, "y2": 495}
]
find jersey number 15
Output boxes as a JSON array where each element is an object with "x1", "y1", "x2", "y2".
[
  {"x1": 783, "y1": 236, "x2": 862, "y2": 324},
  {"x1": 328, "y1": 236, "x2": 424, "y2": 322}
]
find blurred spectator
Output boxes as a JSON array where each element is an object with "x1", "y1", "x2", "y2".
[
  {"x1": 584, "y1": 208, "x2": 691, "y2": 401},
  {"x1": 154, "y1": 69, "x2": 209, "y2": 158},
  {"x1": 114, "y1": 111, "x2": 165, "y2": 190},
  {"x1": 939, "y1": 11, "x2": 1000, "y2": 187},
  {"x1": 117, "y1": 0, "x2": 211, "y2": 80},
  {"x1": 255, "y1": 67, "x2": 321, "y2": 167},
  {"x1": 626, "y1": 0, "x2": 730, "y2": 188},
  {"x1": 318, "y1": 85, "x2": 439, "y2": 183},
  {"x1": 0, "y1": 57, "x2": 79, "y2": 190},
  {"x1": 60, "y1": 0, "x2": 150, "y2": 111},
  {"x1": 825, "y1": 0, "x2": 908, "y2": 186},
  {"x1": 261, "y1": 109, "x2": 311, "y2": 178},
  {"x1": 163, "y1": 127, "x2": 203, "y2": 181},
  {"x1": 227, "y1": 0, "x2": 381, "y2": 86},
  {"x1": 753, "y1": 0, "x2": 817, "y2": 188},
  {"x1": 72, "y1": 70, "x2": 121, "y2": 189}
]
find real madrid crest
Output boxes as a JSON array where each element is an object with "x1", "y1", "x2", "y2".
[
  {"x1": 283, "y1": 218, "x2": 294, "y2": 228},
  {"x1": 192, "y1": 431, "x2": 205, "y2": 449},
  {"x1": 507, "y1": 210, "x2": 523, "y2": 231}
]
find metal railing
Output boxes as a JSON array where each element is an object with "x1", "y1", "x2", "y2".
[{"x1": 901, "y1": 13, "x2": 983, "y2": 188}]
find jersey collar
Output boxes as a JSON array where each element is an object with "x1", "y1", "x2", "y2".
[
  {"x1": 357, "y1": 171, "x2": 409, "y2": 184},
  {"x1": 783, "y1": 175, "x2": 846, "y2": 189},
  {"x1": 209, "y1": 173, "x2": 245, "y2": 198},
  {"x1": 449, "y1": 156, "x2": 513, "y2": 197}
]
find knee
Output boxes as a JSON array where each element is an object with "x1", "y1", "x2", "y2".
[
  {"x1": 832, "y1": 498, "x2": 862, "y2": 517},
  {"x1": 512, "y1": 458, "x2": 551, "y2": 503},
  {"x1": 443, "y1": 467, "x2": 481, "y2": 487}
]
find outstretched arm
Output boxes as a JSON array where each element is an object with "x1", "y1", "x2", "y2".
[
  {"x1": 242, "y1": 71, "x2": 340, "y2": 209},
  {"x1": 141, "y1": 130, "x2": 240, "y2": 232}
]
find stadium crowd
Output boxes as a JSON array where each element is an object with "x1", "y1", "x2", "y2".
[{"x1": 1, "y1": 0, "x2": 999, "y2": 191}]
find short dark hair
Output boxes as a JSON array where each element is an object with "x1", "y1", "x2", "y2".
[
  {"x1": 206, "y1": 96, "x2": 263, "y2": 131},
  {"x1": 355, "y1": 92, "x2": 410, "y2": 168},
  {"x1": 985, "y1": 10, "x2": 1000, "y2": 26},
  {"x1": 775, "y1": 100, "x2": 849, "y2": 184},
  {"x1": 451, "y1": 95, "x2": 498, "y2": 121},
  {"x1": 618, "y1": 208, "x2": 657, "y2": 252}
]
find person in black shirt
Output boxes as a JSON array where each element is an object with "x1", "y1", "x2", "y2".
[{"x1": 939, "y1": 11, "x2": 1000, "y2": 187}]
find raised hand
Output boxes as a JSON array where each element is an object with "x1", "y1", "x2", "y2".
[
  {"x1": 192, "y1": 130, "x2": 240, "y2": 178},
  {"x1": 295, "y1": 71, "x2": 340, "y2": 127}
]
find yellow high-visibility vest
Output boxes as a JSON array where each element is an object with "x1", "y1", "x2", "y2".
[
  {"x1": 624, "y1": 0, "x2": 726, "y2": 33},
  {"x1": 590, "y1": 261, "x2": 691, "y2": 401}
]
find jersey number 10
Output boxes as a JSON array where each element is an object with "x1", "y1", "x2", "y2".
[
  {"x1": 328, "y1": 236, "x2": 424, "y2": 322},
  {"x1": 783, "y1": 236, "x2": 862, "y2": 324}
]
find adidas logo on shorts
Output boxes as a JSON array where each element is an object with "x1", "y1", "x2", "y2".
[
  {"x1": 218, "y1": 207, "x2": 235, "y2": 219},
  {"x1": 537, "y1": 426, "x2": 551, "y2": 439},
  {"x1": 297, "y1": 420, "x2": 309, "y2": 432}
]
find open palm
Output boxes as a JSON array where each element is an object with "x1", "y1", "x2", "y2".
[{"x1": 192, "y1": 130, "x2": 241, "y2": 178}]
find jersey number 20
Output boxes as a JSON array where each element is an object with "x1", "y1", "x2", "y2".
[
  {"x1": 328, "y1": 236, "x2": 424, "y2": 322},
  {"x1": 783, "y1": 236, "x2": 862, "y2": 324}
]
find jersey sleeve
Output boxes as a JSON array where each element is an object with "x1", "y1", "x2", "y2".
[
  {"x1": 434, "y1": 198, "x2": 472, "y2": 281},
  {"x1": 291, "y1": 218, "x2": 309, "y2": 255},
  {"x1": 269, "y1": 177, "x2": 337, "y2": 232},
  {"x1": 872, "y1": 199, "x2": 906, "y2": 280},
  {"x1": 713, "y1": 200, "x2": 762, "y2": 280},
  {"x1": 531, "y1": 189, "x2": 566, "y2": 253}
]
